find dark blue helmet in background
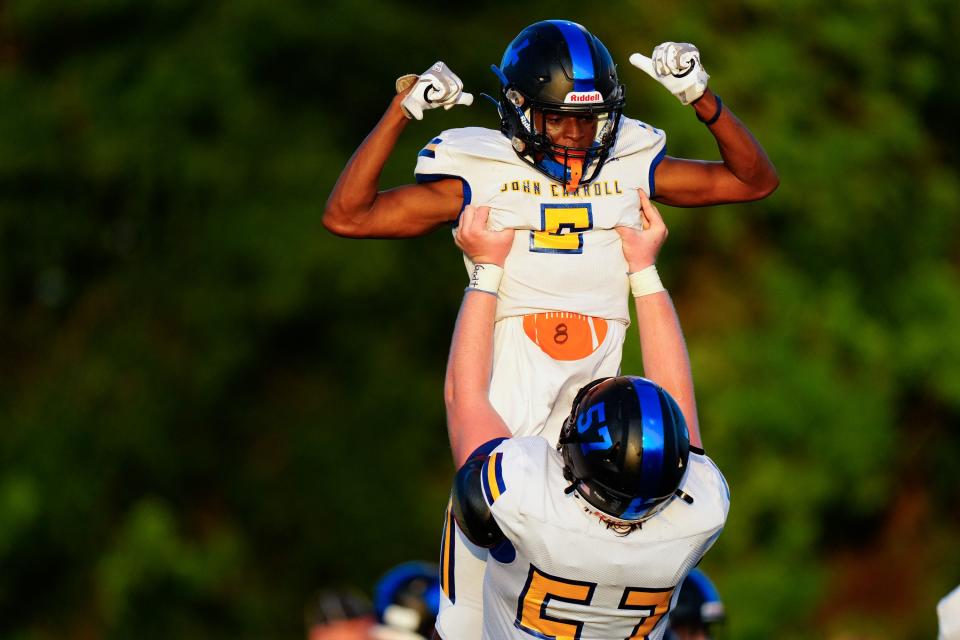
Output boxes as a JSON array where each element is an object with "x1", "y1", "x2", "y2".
[
  {"x1": 666, "y1": 568, "x2": 726, "y2": 639},
  {"x1": 373, "y1": 561, "x2": 440, "y2": 639}
]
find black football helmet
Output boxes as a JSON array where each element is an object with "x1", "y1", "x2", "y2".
[
  {"x1": 492, "y1": 20, "x2": 625, "y2": 190},
  {"x1": 559, "y1": 376, "x2": 690, "y2": 522}
]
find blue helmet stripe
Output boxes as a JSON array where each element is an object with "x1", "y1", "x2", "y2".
[
  {"x1": 620, "y1": 495, "x2": 649, "y2": 520},
  {"x1": 550, "y1": 20, "x2": 595, "y2": 93},
  {"x1": 632, "y1": 378, "x2": 665, "y2": 499}
]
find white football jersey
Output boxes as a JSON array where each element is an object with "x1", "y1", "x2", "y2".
[
  {"x1": 414, "y1": 119, "x2": 666, "y2": 323},
  {"x1": 477, "y1": 437, "x2": 729, "y2": 640}
]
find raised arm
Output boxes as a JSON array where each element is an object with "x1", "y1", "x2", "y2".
[
  {"x1": 444, "y1": 206, "x2": 515, "y2": 467},
  {"x1": 630, "y1": 42, "x2": 779, "y2": 207},
  {"x1": 322, "y1": 63, "x2": 470, "y2": 238},
  {"x1": 616, "y1": 191, "x2": 702, "y2": 448}
]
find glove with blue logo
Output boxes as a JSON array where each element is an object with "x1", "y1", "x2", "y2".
[
  {"x1": 629, "y1": 42, "x2": 710, "y2": 105},
  {"x1": 397, "y1": 61, "x2": 474, "y2": 120}
]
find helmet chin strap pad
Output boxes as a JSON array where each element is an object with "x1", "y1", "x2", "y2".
[
  {"x1": 567, "y1": 157, "x2": 583, "y2": 190},
  {"x1": 495, "y1": 20, "x2": 626, "y2": 190},
  {"x1": 536, "y1": 153, "x2": 587, "y2": 191}
]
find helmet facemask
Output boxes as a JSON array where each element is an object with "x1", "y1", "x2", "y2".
[
  {"x1": 570, "y1": 471, "x2": 678, "y2": 525},
  {"x1": 497, "y1": 81, "x2": 624, "y2": 192},
  {"x1": 492, "y1": 20, "x2": 626, "y2": 191}
]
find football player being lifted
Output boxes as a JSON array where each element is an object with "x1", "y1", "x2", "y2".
[
  {"x1": 325, "y1": 19, "x2": 775, "y2": 449},
  {"x1": 324, "y1": 20, "x2": 767, "y2": 638},
  {"x1": 440, "y1": 195, "x2": 729, "y2": 640}
]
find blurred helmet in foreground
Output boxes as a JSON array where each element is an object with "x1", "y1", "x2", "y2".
[{"x1": 371, "y1": 562, "x2": 440, "y2": 640}]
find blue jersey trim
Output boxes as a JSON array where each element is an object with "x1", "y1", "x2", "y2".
[
  {"x1": 414, "y1": 172, "x2": 472, "y2": 222},
  {"x1": 551, "y1": 21, "x2": 595, "y2": 93},
  {"x1": 440, "y1": 502, "x2": 456, "y2": 603},
  {"x1": 492, "y1": 452, "x2": 506, "y2": 496},
  {"x1": 417, "y1": 137, "x2": 443, "y2": 159},
  {"x1": 480, "y1": 459, "x2": 494, "y2": 505},
  {"x1": 648, "y1": 145, "x2": 667, "y2": 198},
  {"x1": 472, "y1": 439, "x2": 509, "y2": 507},
  {"x1": 489, "y1": 538, "x2": 516, "y2": 564},
  {"x1": 480, "y1": 451, "x2": 507, "y2": 506},
  {"x1": 466, "y1": 436, "x2": 508, "y2": 461}
]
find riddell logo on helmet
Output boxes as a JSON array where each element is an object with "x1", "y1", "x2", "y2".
[{"x1": 564, "y1": 91, "x2": 603, "y2": 104}]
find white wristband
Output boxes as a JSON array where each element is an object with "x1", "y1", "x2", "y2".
[
  {"x1": 467, "y1": 263, "x2": 503, "y2": 296},
  {"x1": 628, "y1": 265, "x2": 665, "y2": 297}
]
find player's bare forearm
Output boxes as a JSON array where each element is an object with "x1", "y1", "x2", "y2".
[
  {"x1": 444, "y1": 291, "x2": 511, "y2": 468},
  {"x1": 653, "y1": 89, "x2": 779, "y2": 207},
  {"x1": 322, "y1": 95, "x2": 463, "y2": 238},
  {"x1": 694, "y1": 90, "x2": 779, "y2": 198},
  {"x1": 634, "y1": 291, "x2": 703, "y2": 449},
  {"x1": 323, "y1": 95, "x2": 408, "y2": 234}
]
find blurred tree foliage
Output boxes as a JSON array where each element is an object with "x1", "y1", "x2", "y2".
[{"x1": 1, "y1": 0, "x2": 958, "y2": 638}]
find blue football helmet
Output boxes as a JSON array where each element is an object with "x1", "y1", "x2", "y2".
[
  {"x1": 492, "y1": 20, "x2": 625, "y2": 190},
  {"x1": 559, "y1": 376, "x2": 690, "y2": 523},
  {"x1": 373, "y1": 561, "x2": 440, "y2": 639}
]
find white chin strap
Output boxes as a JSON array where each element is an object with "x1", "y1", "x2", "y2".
[{"x1": 574, "y1": 489, "x2": 676, "y2": 525}]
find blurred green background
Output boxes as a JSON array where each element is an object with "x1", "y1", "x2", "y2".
[{"x1": 1, "y1": 0, "x2": 959, "y2": 638}]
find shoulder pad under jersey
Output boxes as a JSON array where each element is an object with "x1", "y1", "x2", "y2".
[
  {"x1": 414, "y1": 127, "x2": 517, "y2": 184},
  {"x1": 609, "y1": 117, "x2": 667, "y2": 159},
  {"x1": 451, "y1": 452, "x2": 507, "y2": 549}
]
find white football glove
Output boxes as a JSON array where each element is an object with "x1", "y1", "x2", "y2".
[
  {"x1": 629, "y1": 42, "x2": 710, "y2": 105},
  {"x1": 397, "y1": 61, "x2": 474, "y2": 120}
]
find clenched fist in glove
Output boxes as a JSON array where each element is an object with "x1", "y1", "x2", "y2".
[
  {"x1": 397, "y1": 61, "x2": 474, "y2": 120},
  {"x1": 629, "y1": 42, "x2": 709, "y2": 105}
]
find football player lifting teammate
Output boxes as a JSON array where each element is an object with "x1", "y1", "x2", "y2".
[
  {"x1": 439, "y1": 195, "x2": 729, "y2": 639},
  {"x1": 325, "y1": 20, "x2": 768, "y2": 639}
]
